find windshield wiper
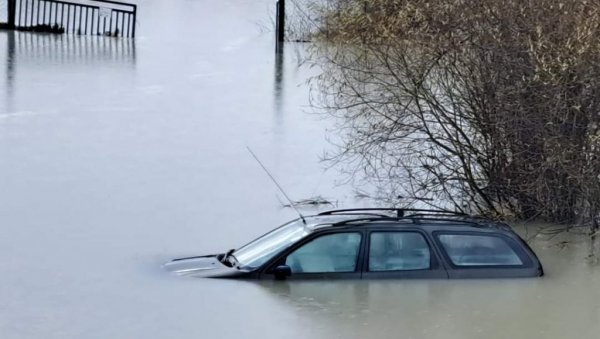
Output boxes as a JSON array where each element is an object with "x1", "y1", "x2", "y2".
[
  {"x1": 220, "y1": 249, "x2": 239, "y2": 268},
  {"x1": 228, "y1": 255, "x2": 240, "y2": 268}
]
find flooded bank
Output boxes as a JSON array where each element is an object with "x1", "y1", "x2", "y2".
[{"x1": 1, "y1": 0, "x2": 599, "y2": 338}]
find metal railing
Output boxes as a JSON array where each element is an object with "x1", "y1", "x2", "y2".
[{"x1": 11, "y1": 0, "x2": 136, "y2": 37}]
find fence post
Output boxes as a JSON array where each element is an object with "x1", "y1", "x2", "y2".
[
  {"x1": 131, "y1": 5, "x2": 137, "y2": 38},
  {"x1": 7, "y1": 0, "x2": 17, "y2": 28},
  {"x1": 275, "y1": 0, "x2": 285, "y2": 49}
]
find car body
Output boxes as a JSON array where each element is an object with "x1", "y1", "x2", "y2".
[{"x1": 164, "y1": 208, "x2": 543, "y2": 280}]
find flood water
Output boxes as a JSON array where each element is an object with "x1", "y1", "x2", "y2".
[{"x1": 1, "y1": 1, "x2": 600, "y2": 338}]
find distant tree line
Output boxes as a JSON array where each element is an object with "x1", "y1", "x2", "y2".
[{"x1": 307, "y1": 0, "x2": 600, "y2": 227}]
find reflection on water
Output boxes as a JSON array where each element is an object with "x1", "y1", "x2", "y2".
[
  {"x1": 256, "y1": 227, "x2": 600, "y2": 339},
  {"x1": 9, "y1": 31, "x2": 136, "y2": 64},
  {"x1": 4, "y1": 29, "x2": 15, "y2": 104},
  {"x1": 274, "y1": 45, "x2": 284, "y2": 119},
  {"x1": 1, "y1": 30, "x2": 135, "y2": 114}
]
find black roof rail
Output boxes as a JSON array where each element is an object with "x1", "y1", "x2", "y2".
[
  {"x1": 319, "y1": 208, "x2": 468, "y2": 218},
  {"x1": 331, "y1": 216, "x2": 485, "y2": 228}
]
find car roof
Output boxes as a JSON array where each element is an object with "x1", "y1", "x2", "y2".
[{"x1": 301, "y1": 208, "x2": 514, "y2": 233}]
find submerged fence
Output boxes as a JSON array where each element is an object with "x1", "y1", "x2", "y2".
[
  {"x1": 9, "y1": 0, "x2": 136, "y2": 37},
  {"x1": 11, "y1": 30, "x2": 136, "y2": 64}
]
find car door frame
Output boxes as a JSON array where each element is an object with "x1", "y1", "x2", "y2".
[
  {"x1": 361, "y1": 227, "x2": 449, "y2": 279},
  {"x1": 258, "y1": 228, "x2": 366, "y2": 280}
]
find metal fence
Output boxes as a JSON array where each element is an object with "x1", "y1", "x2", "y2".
[{"x1": 10, "y1": 0, "x2": 136, "y2": 37}]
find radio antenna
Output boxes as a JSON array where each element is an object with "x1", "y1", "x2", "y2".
[{"x1": 246, "y1": 147, "x2": 307, "y2": 224}]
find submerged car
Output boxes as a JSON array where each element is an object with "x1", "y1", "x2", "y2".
[{"x1": 164, "y1": 208, "x2": 543, "y2": 280}]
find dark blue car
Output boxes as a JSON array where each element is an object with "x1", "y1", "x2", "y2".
[{"x1": 164, "y1": 208, "x2": 543, "y2": 280}]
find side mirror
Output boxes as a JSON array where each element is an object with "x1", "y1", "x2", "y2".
[{"x1": 273, "y1": 265, "x2": 292, "y2": 280}]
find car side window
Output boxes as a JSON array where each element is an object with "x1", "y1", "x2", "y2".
[
  {"x1": 368, "y1": 232, "x2": 431, "y2": 271},
  {"x1": 285, "y1": 233, "x2": 361, "y2": 273},
  {"x1": 438, "y1": 234, "x2": 523, "y2": 266}
]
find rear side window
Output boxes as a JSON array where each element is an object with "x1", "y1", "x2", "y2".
[
  {"x1": 438, "y1": 234, "x2": 523, "y2": 266},
  {"x1": 369, "y1": 232, "x2": 431, "y2": 271}
]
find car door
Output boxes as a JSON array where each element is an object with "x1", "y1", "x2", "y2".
[
  {"x1": 261, "y1": 231, "x2": 364, "y2": 280},
  {"x1": 361, "y1": 229, "x2": 448, "y2": 279}
]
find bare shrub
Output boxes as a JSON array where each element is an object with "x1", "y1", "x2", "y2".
[{"x1": 309, "y1": 0, "x2": 600, "y2": 225}]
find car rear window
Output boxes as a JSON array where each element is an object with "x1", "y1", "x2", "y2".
[{"x1": 438, "y1": 234, "x2": 523, "y2": 266}]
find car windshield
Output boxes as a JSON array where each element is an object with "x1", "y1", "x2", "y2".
[{"x1": 234, "y1": 219, "x2": 310, "y2": 269}]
